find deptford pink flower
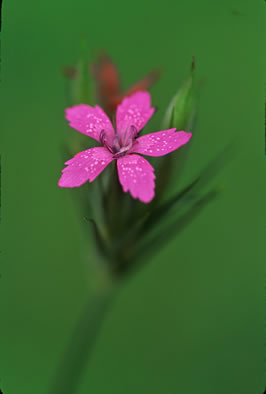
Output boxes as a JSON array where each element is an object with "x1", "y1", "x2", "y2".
[{"x1": 58, "y1": 91, "x2": 192, "y2": 203}]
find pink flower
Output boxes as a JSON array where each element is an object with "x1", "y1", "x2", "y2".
[{"x1": 58, "y1": 91, "x2": 192, "y2": 203}]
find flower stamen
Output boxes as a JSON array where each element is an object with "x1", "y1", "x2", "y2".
[{"x1": 100, "y1": 129, "x2": 114, "y2": 154}]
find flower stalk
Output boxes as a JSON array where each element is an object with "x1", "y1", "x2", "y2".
[{"x1": 48, "y1": 270, "x2": 117, "y2": 394}]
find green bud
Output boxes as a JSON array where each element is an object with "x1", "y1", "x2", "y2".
[
  {"x1": 71, "y1": 36, "x2": 93, "y2": 105},
  {"x1": 65, "y1": 37, "x2": 96, "y2": 155},
  {"x1": 162, "y1": 57, "x2": 196, "y2": 131},
  {"x1": 155, "y1": 59, "x2": 196, "y2": 202}
]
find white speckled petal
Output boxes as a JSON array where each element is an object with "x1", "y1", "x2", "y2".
[
  {"x1": 65, "y1": 104, "x2": 115, "y2": 142},
  {"x1": 131, "y1": 129, "x2": 192, "y2": 156},
  {"x1": 58, "y1": 147, "x2": 114, "y2": 187},
  {"x1": 116, "y1": 91, "x2": 155, "y2": 136},
  {"x1": 117, "y1": 154, "x2": 155, "y2": 203}
]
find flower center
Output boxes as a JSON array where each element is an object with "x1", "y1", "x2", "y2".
[{"x1": 100, "y1": 125, "x2": 138, "y2": 158}]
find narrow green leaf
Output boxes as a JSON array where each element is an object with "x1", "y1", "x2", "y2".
[
  {"x1": 186, "y1": 141, "x2": 236, "y2": 194},
  {"x1": 86, "y1": 218, "x2": 111, "y2": 262},
  {"x1": 63, "y1": 37, "x2": 95, "y2": 156},
  {"x1": 137, "y1": 140, "x2": 235, "y2": 243},
  {"x1": 129, "y1": 188, "x2": 219, "y2": 271},
  {"x1": 89, "y1": 176, "x2": 110, "y2": 245},
  {"x1": 140, "y1": 176, "x2": 200, "y2": 235},
  {"x1": 71, "y1": 36, "x2": 93, "y2": 105}
]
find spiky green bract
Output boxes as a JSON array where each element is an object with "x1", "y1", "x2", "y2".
[
  {"x1": 162, "y1": 57, "x2": 196, "y2": 131},
  {"x1": 155, "y1": 58, "x2": 196, "y2": 200},
  {"x1": 71, "y1": 36, "x2": 93, "y2": 106},
  {"x1": 64, "y1": 37, "x2": 96, "y2": 156}
]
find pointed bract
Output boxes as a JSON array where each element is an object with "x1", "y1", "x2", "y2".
[{"x1": 162, "y1": 58, "x2": 195, "y2": 131}]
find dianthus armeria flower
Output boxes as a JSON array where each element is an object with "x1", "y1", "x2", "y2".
[{"x1": 58, "y1": 91, "x2": 192, "y2": 203}]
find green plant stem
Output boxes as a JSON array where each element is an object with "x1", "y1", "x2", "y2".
[{"x1": 48, "y1": 272, "x2": 117, "y2": 394}]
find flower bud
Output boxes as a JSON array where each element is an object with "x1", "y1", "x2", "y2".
[
  {"x1": 162, "y1": 57, "x2": 196, "y2": 131},
  {"x1": 155, "y1": 59, "x2": 196, "y2": 200},
  {"x1": 71, "y1": 36, "x2": 93, "y2": 105}
]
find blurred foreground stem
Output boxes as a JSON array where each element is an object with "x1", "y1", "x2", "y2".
[{"x1": 48, "y1": 270, "x2": 117, "y2": 394}]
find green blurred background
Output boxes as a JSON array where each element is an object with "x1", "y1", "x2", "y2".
[{"x1": 0, "y1": 0, "x2": 265, "y2": 393}]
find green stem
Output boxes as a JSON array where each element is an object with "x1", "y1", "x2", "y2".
[{"x1": 48, "y1": 273, "x2": 117, "y2": 394}]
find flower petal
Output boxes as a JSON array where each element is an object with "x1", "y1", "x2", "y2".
[
  {"x1": 131, "y1": 129, "x2": 192, "y2": 157},
  {"x1": 65, "y1": 104, "x2": 115, "y2": 143},
  {"x1": 116, "y1": 91, "x2": 155, "y2": 136},
  {"x1": 117, "y1": 154, "x2": 155, "y2": 203},
  {"x1": 58, "y1": 147, "x2": 114, "y2": 187}
]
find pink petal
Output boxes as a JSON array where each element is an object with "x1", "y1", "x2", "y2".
[
  {"x1": 116, "y1": 91, "x2": 155, "y2": 136},
  {"x1": 131, "y1": 129, "x2": 192, "y2": 157},
  {"x1": 65, "y1": 104, "x2": 115, "y2": 143},
  {"x1": 117, "y1": 154, "x2": 155, "y2": 203},
  {"x1": 58, "y1": 147, "x2": 114, "y2": 188}
]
